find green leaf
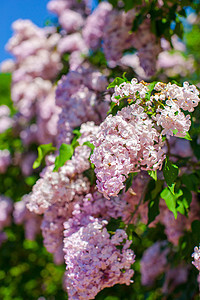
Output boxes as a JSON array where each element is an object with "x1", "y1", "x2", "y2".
[
  {"x1": 107, "y1": 77, "x2": 125, "y2": 89},
  {"x1": 147, "y1": 180, "x2": 163, "y2": 224},
  {"x1": 148, "y1": 197, "x2": 160, "y2": 225},
  {"x1": 148, "y1": 170, "x2": 157, "y2": 181},
  {"x1": 183, "y1": 132, "x2": 192, "y2": 141},
  {"x1": 147, "y1": 81, "x2": 157, "y2": 93},
  {"x1": 160, "y1": 187, "x2": 183, "y2": 219},
  {"x1": 53, "y1": 144, "x2": 74, "y2": 172},
  {"x1": 71, "y1": 129, "x2": 81, "y2": 149},
  {"x1": 123, "y1": 0, "x2": 134, "y2": 12},
  {"x1": 172, "y1": 129, "x2": 192, "y2": 140},
  {"x1": 122, "y1": 72, "x2": 128, "y2": 81},
  {"x1": 83, "y1": 141, "x2": 95, "y2": 151},
  {"x1": 0, "y1": 73, "x2": 16, "y2": 114},
  {"x1": 163, "y1": 157, "x2": 179, "y2": 193},
  {"x1": 72, "y1": 129, "x2": 81, "y2": 138},
  {"x1": 33, "y1": 144, "x2": 56, "y2": 169},
  {"x1": 181, "y1": 173, "x2": 199, "y2": 192},
  {"x1": 125, "y1": 172, "x2": 138, "y2": 192},
  {"x1": 160, "y1": 187, "x2": 177, "y2": 218},
  {"x1": 168, "y1": 182, "x2": 176, "y2": 195},
  {"x1": 178, "y1": 187, "x2": 192, "y2": 213},
  {"x1": 151, "y1": 180, "x2": 163, "y2": 199}
]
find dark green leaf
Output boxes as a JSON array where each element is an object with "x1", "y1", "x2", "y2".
[
  {"x1": 125, "y1": 172, "x2": 138, "y2": 192},
  {"x1": 53, "y1": 144, "x2": 74, "y2": 172},
  {"x1": 83, "y1": 168, "x2": 96, "y2": 185},
  {"x1": 191, "y1": 220, "x2": 200, "y2": 242},
  {"x1": 181, "y1": 173, "x2": 199, "y2": 192},
  {"x1": 163, "y1": 157, "x2": 179, "y2": 192},
  {"x1": 148, "y1": 197, "x2": 160, "y2": 225},
  {"x1": 123, "y1": 0, "x2": 134, "y2": 12},
  {"x1": 33, "y1": 144, "x2": 56, "y2": 169},
  {"x1": 151, "y1": 180, "x2": 163, "y2": 199}
]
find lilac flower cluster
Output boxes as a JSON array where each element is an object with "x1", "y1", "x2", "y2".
[
  {"x1": 26, "y1": 146, "x2": 91, "y2": 214},
  {"x1": 1, "y1": 20, "x2": 62, "y2": 145},
  {"x1": 83, "y1": 2, "x2": 112, "y2": 51},
  {"x1": 91, "y1": 103, "x2": 165, "y2": 198},
  {"x1": 63, "y1": 218, "x2": 135, "y2": 300},
  {"x1": 140, "y1": 241, "x2": 169, "y2": 286},
  {"x1": 91, "y1": 78, "x2": 199, "y2": 198},
  {"x1": 55, "y1": 67, "x2": 109, "y2": 146}
]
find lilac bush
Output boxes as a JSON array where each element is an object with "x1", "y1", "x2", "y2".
[{"x1": 0, "y1": 0, "x2": 200, "y2": 299}]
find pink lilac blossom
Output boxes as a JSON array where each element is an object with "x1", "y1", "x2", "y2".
[
  {"x1": 56, "y1": 67, "x2": 109, "y2": 145},
  {"x1": 119, "y1": 54, "x2": 149, "y2": 80},
  {"x1": 13, "y1": 195, "x2": 41, "y2": 240},
  {"x1": 0, "y1": 196, "x2": 13, "y2": 230},
  {"x1": 157, "y1": 51, "x2": 195, "y2": 78},
  {"x1": 3, "y1": 19, "x2": 62, "y2": 146},
  {"x1": 11, "y1": 78, "x2": 52, "y2": 120},
  {"x1": 154, "y1": 99, "x2": 191, "y2": 137},
  {"x1": 63, "y1": 218, "x2": 135, "y2": 300},
  {"x1": 154, "y1": 81, "x2": 200, "y2": 113},
  {"x1": 140, "y1": 241, "x2": 169, "y2": 286},
  {"x1": 58, "y1": 33, "x2": 88, "y2": 54},
  {"x1": 35, "y1": 87, "x2": 61, "y2": 144},
  {"x1": 41, "y1": 200, "x2": 75, "y2": 265},
  {"x1": 59, "y1": 9, "x2": 84, "y2": 33},
  {"x1": 64, "y1": 191, "x2": 129, "y2": 239},
  {"x1": 131, "y1": 19, "x2": 161, "y2": 76},
  {"x1": 26, "y1": 146, "x2": 91, "y2": 214},
  {"x1": 102, "y1": 9, "x2": 136, "y2": 66},
  {"x1": 26, "y1": 121, "x2": 98, "y2": 215},
  {"x1": 26, "y1": 145, "x2": 92, "y2": 263},
  {"x1": 12, "y1": 81, "x2": 60, "y2": 145},
  {"x1": 91, "y1": 104, "x2": 165, "y2": 198},
  {"x1": 102, "y1": 11, "x2": 161, "y2": 75},
  {"x1": 0, "y1": 150, "x2": 11, "y2": 174},
  {"x1": 47, "y1": 0, "x2": 89, "y2": 20},
  {"x1": 111, "y1": 78, "x2": 148, "y2": 105},
  {"x1": 0, "y1": 105, "x2": 13, "y2": 134},
  {"x1": 6, "y1": 20, "x2": 62, "y2": 80},
  {"x1": 83, "y1": 2, "x2": 112, "y2": 50}
]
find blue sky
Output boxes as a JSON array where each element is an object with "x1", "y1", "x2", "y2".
[{"x1": 0, "y1": 0, "x2": 51, "y2": 63}]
